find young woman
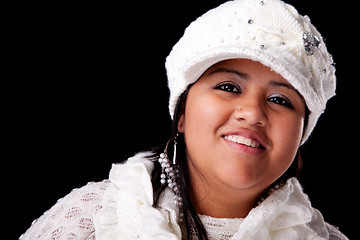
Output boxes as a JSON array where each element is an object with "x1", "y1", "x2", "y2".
[{"x1": 21, "y1": 0, "x2": 348, "y2": 239}]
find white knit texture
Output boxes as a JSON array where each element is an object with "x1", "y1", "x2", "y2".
[
  {"x1": 166, "y1": 0, "x2": 336, "y2": 144},
  {"x1": 21, "y1": 153, "x2": 348, "y2": 239},
  {"x1": 20, "y1": 181, "x2": 109, "y2": 240}
]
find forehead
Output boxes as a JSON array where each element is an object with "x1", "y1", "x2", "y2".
[{"x1": 204, "y1": 59, "x2": 286, "y2": 81}]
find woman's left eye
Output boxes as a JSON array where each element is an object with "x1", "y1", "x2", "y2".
[
  {"x1": 268, "y1": 95, "x2": 293, "y2": 108},
  {"x1": 215, "y1": 82, "x2": 241, "y2": 93}
]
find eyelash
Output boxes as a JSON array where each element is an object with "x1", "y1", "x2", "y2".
[
  {"x1": 215, "y1": 82, "x2": 294, "y2": 109},
  {"x1": 268, "y1": 94, "x2": 293, "y2": 109},
  {"x1": 214, "y1": 82, "x2": 241, "y2": 93}
]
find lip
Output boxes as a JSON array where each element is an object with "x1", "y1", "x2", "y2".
[{"x1": 221, "y1": 128, "x2": 269, "y2": 155}]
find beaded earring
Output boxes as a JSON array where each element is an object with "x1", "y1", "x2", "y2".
[{"x1": 158, "y1": 133, "x2": 183, "y2": 206}]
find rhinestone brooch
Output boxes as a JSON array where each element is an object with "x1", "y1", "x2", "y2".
[{"x1": 303, "y1": 32, "x2": 321, "y2": 56}]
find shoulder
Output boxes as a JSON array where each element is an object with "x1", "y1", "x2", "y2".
[
  {"x1": 20, "y1": 152, "x2": 155, "y2": 240},
  {"x1": 20, "y1": 181, "x2": 110, "y2": 240},
  {"x1": 326, "y1": 223, "x2": 349, "y2": 240}
]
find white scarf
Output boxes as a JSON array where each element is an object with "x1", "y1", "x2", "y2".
[{"x1": 94, "y1": 152, "x2": 329, "y2": 239}]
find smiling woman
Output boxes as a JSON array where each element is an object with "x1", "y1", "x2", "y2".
[
  {"x1": 179, "y1": 59, "x2": 306, "y2": 215},
  {"x1": 21, "y1": 0, "x2": 348, "y2": 239}
]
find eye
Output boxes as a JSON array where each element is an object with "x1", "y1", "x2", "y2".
[
  {"x1": 215, "y1": 82, "x2": 241, "y2": 93},
  {"x1": 268, "y1": 95, "x2": 293, "y2": 109}
]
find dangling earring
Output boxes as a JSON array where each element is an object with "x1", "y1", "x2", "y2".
[{"x1": 158, "y1": 133, "x2": 183, "y2": 206}]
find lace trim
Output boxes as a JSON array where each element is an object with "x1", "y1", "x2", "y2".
[{"x1": 199, "y1": 214, "x2": 243, "y2": 240}]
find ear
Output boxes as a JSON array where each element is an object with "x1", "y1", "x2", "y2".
[{"x1": 177, "y1": 114, "x2": 185, "y2": 133}]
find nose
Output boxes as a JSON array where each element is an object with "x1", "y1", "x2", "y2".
[{"x1": 233, "y1": 95, "x2": 268, "y2": 127}]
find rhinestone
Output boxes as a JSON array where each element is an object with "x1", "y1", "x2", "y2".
[
  {"x1": 260, "y1": 45, "x2": 265, "y2": 49},
  {"x1": 303, "y1": 32, "x2": 321, "y2": 56},
  {"x1": 31, "y1": 218, "x2": 39, "y2": 225},
  {"x1": 248, "y1": 19, "x2": 254, "y2": 24},
  {"x1": 260, "y1": 1, "x2": 265, "y2": 5}
]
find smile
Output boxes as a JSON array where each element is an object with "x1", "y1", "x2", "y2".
[{"x1": 224, "y1": 135, "x2": 264, "y2": 149}]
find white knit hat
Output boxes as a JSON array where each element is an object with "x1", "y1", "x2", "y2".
[{"x1": 166, "y1": 0, "x2": 336, "y2": 144}]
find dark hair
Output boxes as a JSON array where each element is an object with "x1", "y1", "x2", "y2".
[{"x1": 149, "y1": 84, "x2": 308, "y2": 239}]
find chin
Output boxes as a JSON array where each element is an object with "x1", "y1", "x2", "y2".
[{"x1": 218, "y1": 164, "x2": 268, "y2": 190}]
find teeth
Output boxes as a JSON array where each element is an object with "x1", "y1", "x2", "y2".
[{"x1": 224, "y1": 135, "x2": 261, "y2": 149}]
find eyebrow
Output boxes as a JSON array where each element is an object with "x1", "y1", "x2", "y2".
[
  {"x1": 207, "y1": 67, "x2": 250, "y2": 80},
  {"x1": 269, "y1": 81, "x2": 296, "y2": 91},
  {"x1": 269, "y1": 80, "x2": 302, "y2": 98}
]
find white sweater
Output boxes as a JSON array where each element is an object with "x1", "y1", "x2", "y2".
[{"x1": 21, "y1": 152, "x2": 348, "y2": 240}]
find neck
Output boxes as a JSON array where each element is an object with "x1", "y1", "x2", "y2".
[
  {"x1": 193, "y1": 193, "x2": 257, "y2": 219},
  {"x1": 188, "y1": 165, "x2": 266, "y2": 219}
]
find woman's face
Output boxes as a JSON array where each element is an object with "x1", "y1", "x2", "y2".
[{"x1": 178, "y1": 59, "x2": 306, "y2": 200}]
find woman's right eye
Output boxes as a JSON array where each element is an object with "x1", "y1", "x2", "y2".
[{"x1": 215, "y1": 82, "x2": 241, "y2": 93}]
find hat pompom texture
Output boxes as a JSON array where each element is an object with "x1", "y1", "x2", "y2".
[{"x1": 166, "y1": 0, "x2": 336, "y2": 144}]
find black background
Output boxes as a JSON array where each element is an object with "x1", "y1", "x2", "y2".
[{"x1": 10, "y1": 1, "x2": 356, "y2": 238}]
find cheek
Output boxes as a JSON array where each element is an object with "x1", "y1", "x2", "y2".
[
  {"x1": 184, "y1": 92, "x2": 225, "y2": 144},
  {"x1": 268, "y1": 112, "x2": 304, "y2": 173},
  {"x1": 274, "y1": 114, "x2": 303, "y2": 148},
  {"x1": 182, "y1": 90, "x2": 229, "y2": 166}
]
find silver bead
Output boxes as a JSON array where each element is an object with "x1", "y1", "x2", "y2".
[
  {"x1": 159, "y1": 139, "x2": 183, "y2": 209},
  {"x1": 248, "y1": 19, "x2": 254, "y2": 24}
]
